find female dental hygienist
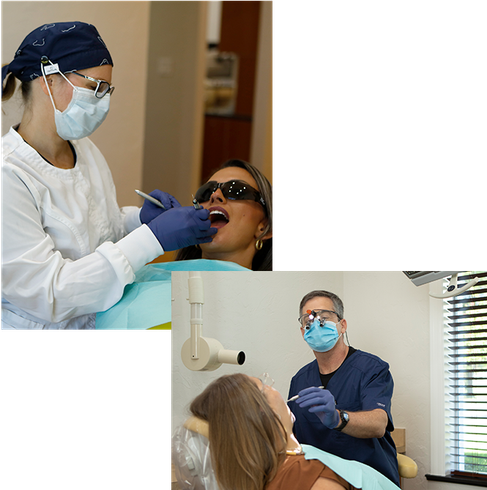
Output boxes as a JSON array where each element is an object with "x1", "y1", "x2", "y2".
[{"x1": 1, "y1": 22, "x2": 216, "y2": 329}]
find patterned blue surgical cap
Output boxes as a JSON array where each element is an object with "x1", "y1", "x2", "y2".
[{"x1": 2, "y1": 21, "x2": 113, "y2": 85}]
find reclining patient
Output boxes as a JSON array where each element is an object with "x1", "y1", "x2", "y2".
[
  {"x1": 176, "y1": 158, "x2": 272, "y2": 271},
  {"x1": 95, "y1": 159, "x2": 272, "y2": 329},
  {"x1": 172, "y1": 373, "x2": 400, "y2": 490}
]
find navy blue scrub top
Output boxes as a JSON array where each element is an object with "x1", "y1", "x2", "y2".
[{"x1": 288, "y1": 350, "x2": 400, "y2": 487}]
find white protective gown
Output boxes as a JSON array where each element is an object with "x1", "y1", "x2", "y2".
[{"x1": 1, "y1": 127, "x2": 163, "y2": 329}]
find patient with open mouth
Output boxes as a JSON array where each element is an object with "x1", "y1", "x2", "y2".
[{"x1": 176, "y1": 159, "x2": 272, "y2": 271}]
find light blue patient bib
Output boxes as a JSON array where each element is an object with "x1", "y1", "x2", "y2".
[
  {"x1": 302, "y1": 445, "x2": 400, "y2": 490},
  {"x1": 95, "y1": 259, "x2": 248, "y2": 330}
]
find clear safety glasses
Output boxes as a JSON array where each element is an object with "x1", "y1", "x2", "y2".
[
  {"x1": 194, "y1": 180, "x2": 267, "y2": 214},
  {"x1": 40, "y1": 58, "x2": 114, "y2": 99},
  {"x1": 258, "y1": 372, "x2": 275, "y2": 391},
  {"x1": 298, "y1": 309, "x2": 340, "y2": 330},
  {"x1": 69, "y1": 71, "x2": 115, "y2": 99}
]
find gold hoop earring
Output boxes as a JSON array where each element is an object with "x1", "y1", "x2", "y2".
[{"x1": 255, "y1": 239, "x2": 264, "y2": 250}]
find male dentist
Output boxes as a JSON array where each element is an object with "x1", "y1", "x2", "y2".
[{"x1": 288, "y1": 290, "x2": 400, "y2": 487}]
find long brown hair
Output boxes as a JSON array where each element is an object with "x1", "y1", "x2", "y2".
[{"x1": 189, "y1": 373, "x2": 287, "y2": 490}]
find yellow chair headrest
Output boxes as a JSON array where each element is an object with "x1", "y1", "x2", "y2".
[
  {"x1": 397, "y1": 453, "x2": 418, "y2": 479},
  {"x1": 183, "y1": 416, "x2": 210, "y2": 439}
]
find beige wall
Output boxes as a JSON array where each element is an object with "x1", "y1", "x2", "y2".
[
  {"x1": 1, "y1": 1, "x2": 273, "y2": 207},
  {"x1": 141, "y1": 1, "x2": 272, "y2": 203},
  {"x1": 251, "y1": 1, "x2": 272, "y2": 180},
  {"x1": 142, "y1": 1, "x2": 207, "y2": 205}
]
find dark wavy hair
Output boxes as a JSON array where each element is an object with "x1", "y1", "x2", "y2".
[{"x1": 175, "y1": 159, "x2": 272, "y2": 270}]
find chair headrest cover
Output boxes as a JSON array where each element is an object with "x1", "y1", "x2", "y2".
[{"x1": 172, "y1": 422, "x2": 219, "y2": 490}]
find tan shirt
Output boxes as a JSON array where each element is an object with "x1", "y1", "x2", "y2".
[{"x1": 266, "y1": 454, "x2": 355, "y2": 490}]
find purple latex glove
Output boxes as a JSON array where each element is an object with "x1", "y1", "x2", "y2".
[
  {"x1": 139, "y1": 190, "x2": 182, "y2": 224},
  {"x1": 295, "y1": 387, "x2": 340, "y2": 429},
  {"x1": 147, "y1": 206, "x2": 217, "y2": 252}
]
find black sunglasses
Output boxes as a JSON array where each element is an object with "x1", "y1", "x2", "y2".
[{"x1": 195, "y1": 180, "x2": 267, "y2": 212}]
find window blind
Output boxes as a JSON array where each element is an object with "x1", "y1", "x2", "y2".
[{"x1": 445, "y1": 271, "x2": 487, "y2": 479}]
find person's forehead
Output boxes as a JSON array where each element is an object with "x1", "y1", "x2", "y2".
[
  {"x1": 249, "y1": 375, "x2": 261, "y2": 388},
  {"x1": 302, "y1": 296, "x2": 335, "y2": 314},
  {"x1": 78, "y1": 65, "x2": 112, "y2": 82},
  {"x1": 249, "y1": 375, "x2": 277, "y2": 396}
]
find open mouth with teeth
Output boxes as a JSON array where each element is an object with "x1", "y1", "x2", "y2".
[{"x1": 209, "y1": 208, "x2": 230, "y2": 229}]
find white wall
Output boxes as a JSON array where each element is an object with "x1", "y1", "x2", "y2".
[
  {"x1": 342, "y1": 272, "x2": 431, "y2": 490},
  {"x1": 171, "y1": 271, "x2": 449, "y2": 490},
  {"x1": 172, "y1": 271, "x2": 344, "y2": 424},
  {"x1": 206, "y1": 1, "x2": 222, "y2": 45}
]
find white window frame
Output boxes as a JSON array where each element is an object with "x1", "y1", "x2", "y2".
[{"x1": 430, "y1": 279, "x2": 448, "y2": 474}]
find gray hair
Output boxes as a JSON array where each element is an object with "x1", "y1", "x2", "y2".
[{"x1": 299, "y1": 290, "x2": 344, "y2": 320}]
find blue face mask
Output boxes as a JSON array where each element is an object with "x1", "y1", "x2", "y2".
[{"x1": 304, "y1": 319, "x2": 341, "y2": 353}]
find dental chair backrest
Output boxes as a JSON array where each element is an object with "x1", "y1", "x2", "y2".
[{"x1": 172, "y1": 416, "x2": 220, "y2": 490}]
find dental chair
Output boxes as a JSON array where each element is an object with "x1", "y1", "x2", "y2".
[
  {"x1": 172, "y1": 417, "x2": 418, "y2": 490},
  {"x1": 391, "y1": 428, "x2": 418, "y2": 488}
]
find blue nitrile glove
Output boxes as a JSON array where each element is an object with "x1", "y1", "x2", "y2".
[
  {"x1": 139, "y1": 190, "x2": 182, "y2": 224},
  {"x1": 147, "y1": 206, "x2": 217, "y2": 252},
  {"x1": 295, "y1": 387, "x2": 340, "y2": 429}
]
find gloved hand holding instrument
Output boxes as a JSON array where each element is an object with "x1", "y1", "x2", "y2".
[
  {"x1": 295, "y1": 387, "x2": 340, "y2": 429},
  {"x1": 138, "y1": 189, "x2": 182, "y2": 223},
  {"x1": 147, "y1": 206, "x2": 217, "y2": 252}
]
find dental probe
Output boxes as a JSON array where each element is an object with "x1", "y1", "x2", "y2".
[
  {"x1": 192, "y1": 195, "x2": 203, "y2": 210},
  {"x1": 135, "y1": 190, "x2": 166, "y2": 210},
  {"x1": 287, "y1": 386, "x2": 325, "y2": 402}
]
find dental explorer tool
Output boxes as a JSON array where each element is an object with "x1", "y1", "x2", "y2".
[
  {"x1": 135, "y1": 190, "x2": 166, "y2": 210},
  {"x1": 287, "y1": 386, "x2": 325, "y2": 402},
  {"x1": 192, "y1": 195, "x2": 203, "y2": 210}
]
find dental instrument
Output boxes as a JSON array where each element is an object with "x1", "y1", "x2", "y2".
[
  {"x1": 135, "y1": 189, "x2": 166, "y2": 209},
  {"x1": 287, "y1": 386, "x2": 325, "y2": 402},
  {"x1": 192, "y1": 195, "x2": 203, "y2": 210}
]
